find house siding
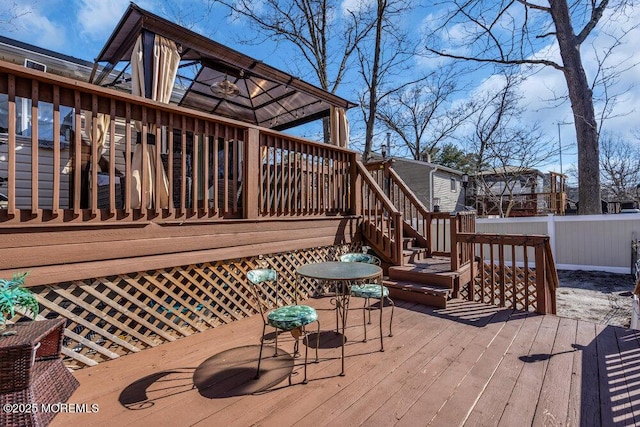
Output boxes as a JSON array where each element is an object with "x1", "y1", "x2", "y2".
[
  {"x1": 432, "y1": 171, "x2": 460, "y2": 212},
  {"x1": 389, "y1": 158, "x2": 463, "y2": 212},
  {"x1": 0, "y1": 135, "x2": 70, "y2": 209}
]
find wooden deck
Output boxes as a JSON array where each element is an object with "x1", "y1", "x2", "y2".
[{"x1": 51, "y1": 297, "x2": 640, "y2": 427}]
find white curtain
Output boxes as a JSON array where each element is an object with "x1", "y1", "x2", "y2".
[
  {"x1": 330, "y1": 106, "x2": 349, "y2": 148},
  {"x1": 130, "y1": 34, "x2": 180, "y2": 209},
  {"x1": 85, "y1": 113, "x2": 110, "y2": 152}
]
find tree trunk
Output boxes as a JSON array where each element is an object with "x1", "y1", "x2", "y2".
[
  {"x1": 362, "y1": 0, "x2": 386, "y2": 161},
  {"x1": 551, "y1": 1, "x2": 602, "y2": 214}
]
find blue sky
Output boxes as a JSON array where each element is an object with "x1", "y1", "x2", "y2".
[{"x1": 2, "y1": 0, "x2": 639, "y2": 180}]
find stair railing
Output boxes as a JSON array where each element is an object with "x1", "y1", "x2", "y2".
[
  {"x1": 453, "y1": 232, "x2": 558, "y2": 314},
  {"x1": 354, "y1": 161, "x2": 404, "y2": 265},
  {"x1": 365, "y1": 162, "x2": 431, "y2": 252}
]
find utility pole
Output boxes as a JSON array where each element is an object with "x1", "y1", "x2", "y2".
[{"x1": 556, "y1": 121, "x2": 573, "y2": 175}]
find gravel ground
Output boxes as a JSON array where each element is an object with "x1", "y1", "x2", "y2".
[{"x1": 556, "y1": 270, "x2": 636, "y2": 327}]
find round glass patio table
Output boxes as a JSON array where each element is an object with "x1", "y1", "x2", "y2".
[{"x1": 296, "y1": 261, "x2": 383, "y2": 376}]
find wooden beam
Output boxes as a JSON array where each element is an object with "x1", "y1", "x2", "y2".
[{"x1": 9, "y1": 234, "x2": 360, "y2": 287}]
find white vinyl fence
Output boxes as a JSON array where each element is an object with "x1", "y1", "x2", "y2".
[{"x1": 476, "y1": 214, "x2": 640, "y2": 274}]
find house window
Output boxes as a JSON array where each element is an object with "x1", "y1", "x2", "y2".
[
  {"x1": 0, "y1": 94, "x2": 73, "y2": 147},
  {"x1": 450, "y1": 177, "x2": 457, "y2": 191}
]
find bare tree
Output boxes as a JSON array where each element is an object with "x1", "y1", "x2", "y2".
[
  {"x1": 352, "y1": 0, "x2": 418, "y2": 160},
  {"x1": 0, "y1": 2, "x2": 30, "y2": 31},
  {"x1": 425, "y1": 0, "x2": 635, "y2": 214},
  {"x1": 376, "y1": 65, "x2": 476, "y2": 161},
  {"x1": 468, "y1": 73, "x2": 557, "y2": 217},
  {"x1": 213, "y1": 0, "x2": 375, "y2": 142},
  {"x1": 599, "y1": 133, "x2": 640, "y2": 201}
]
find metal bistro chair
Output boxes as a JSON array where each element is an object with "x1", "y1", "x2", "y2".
[
  {"x1": 247, "y1": 268, "x2": 320, "y2": 384},
  {"x1": 339, "y1": 253, "x2": 394, "y2": 350}
]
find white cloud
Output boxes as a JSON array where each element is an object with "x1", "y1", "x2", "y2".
[
  {"x1": 75, "y1": 0, "x2": 130, "y2": 40},
  {"x1": 2, "y1": 4, "x2": 68, "y2": 51},
  {"x1": 341, "y1": 0, "x2": 374, "y2": 16}
]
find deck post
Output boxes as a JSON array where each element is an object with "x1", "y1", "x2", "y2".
[
  {"x1": 393, "y1": 211, "x2": 404, "y2": 266},
  {"x1": 450, "y1": 213, "x2": 459, "y2": 272},
  {"x1": 350, "y1": 153, "x2": 361, "y2": 216},
  {"x1": 535, "y1": 243, "x2": 548, "y2": 314},
  {"x1": 244, "y1": 128, "x2": 260, "y2": 219}
]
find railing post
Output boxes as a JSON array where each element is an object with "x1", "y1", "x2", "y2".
[
  {"x1": 350, "y1": 152, "x2": 361, "y2": 216},
  {"x1": 426, "y1": 213, "x2": 433, "y2": 256},
  {"x1": 535, "y1": 243, "x2": 548, "y2": 314},
  {"x1": 450, "y1": 212, "x2": 459, "y2": 271},
  {"x1": 244, "y1": 128, "x2": 260, "y2": 219},
  {"x1": 393, "y1": 211, "x2": 404, "y2": 266}
]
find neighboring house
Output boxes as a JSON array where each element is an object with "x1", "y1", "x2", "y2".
[
  {"x1": 472, "y1": 166, "x2": 566, "y2": 217},
  {"x1": 371, "y1": 156, "x2": 466, "y2": 212}
]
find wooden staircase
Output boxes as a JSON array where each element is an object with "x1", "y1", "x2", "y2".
[
  {"x1": 384, "y1": 237, "x2": 453, "y2": 309},
  {"x1": 359, "y1": 161, "x2": 475, "y2": 310},
  {"x1": 358, "y1": 160, "x2": 557, "y2": 315}
]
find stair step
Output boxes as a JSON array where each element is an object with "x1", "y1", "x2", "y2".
[
  {"x1": 383, "y1": 280, "x2": 451, "y2": 297},
  {"x1": 402, "y1": 247, "x2": 428, "y2": 263},
  {"x1": 389, "y1": 264, "x2": 455, "y2": 289},
  {"x1": 403, "y1": 237, "x2": 415, "y2": 250},
  {"x1": 383, "y1": 279, "x2": 449, "y2": 309}
]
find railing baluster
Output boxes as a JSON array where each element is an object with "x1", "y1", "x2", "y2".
[
  {"x1": 140, "y1": 108, "x2": 148, "y2": 214},
  {"x1": 180, "y1": 116, "x2": 187, "y2": 214},
  {"x1": 511, "y1": 245, "x2": 517, "y2": 309},
  {"x1": 73, "y1": 90, "x2": 82, "y2": 213},
  {"x1": 31, "y1": 80, "x2": 39, "y2": 215},
  {"x1": 167, "y1": 113, "x2": 174, "y2": 216},
  {"x1": 109, "y1": 99, "x2": 116, "y2": 215},
  {"x1": 52, "y1": 86, "x2": 61, "y2": 214},
  {"x1": 7, "y1": 74, "x2": 16, "y2": 214},
  {"x1": 524, "y1": 244, "x2": 530, "y2": 311},
  {"x1": 192, "y1": 119, "x2": 199, "y2": 215},
  {"x1": 90, "y1": 94, "x2": 98, "y2": 215},
  {"x1": 213, "y1": 124, "x2": 219, "y2": 215},
  {"x1": 154, "y1": 108, "x2": 162, "y2": 213},
  {"x1": 499, "y1": 243, "x2": 505, "y2": 307},
  {"x1": 203, "y1": 121, "x2": 210, "y2": 215},
  {"x1": 124, "y1": 103, "x2": 132, "y2": 215}
]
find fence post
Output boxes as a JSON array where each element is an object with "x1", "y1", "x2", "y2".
[{"x1": 546, "y1": 214, "x2": 557, "y2": 261}]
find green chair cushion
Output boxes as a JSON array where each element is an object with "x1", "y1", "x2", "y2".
[
  {"x1": 340, "y1": 253, "x2": 376, "y2": 264},
  {"x1": 351, "y1": 283, "x2": 389, "y2": 299},
  {"x1": 267, "y1": 305, "x2": 318, "y2": 330},
  {"x1": 247, "y1": 268, "x2": 277, "y2": 284}
]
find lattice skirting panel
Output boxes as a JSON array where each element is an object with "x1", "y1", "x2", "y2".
[
  {"x1": 459, "y1": 262, "x2": 539, "y2": 312},
  {"x1": 22, "y1": 243, "x2": 360, "y2": 370}
]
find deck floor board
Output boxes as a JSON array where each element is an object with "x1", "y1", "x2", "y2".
[{"x1": 50, "y1": 299, "x2": 640, "y2": 427}]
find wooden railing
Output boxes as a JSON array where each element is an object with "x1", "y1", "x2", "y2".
[
  {"x1": 355, "y1": 161, "x2": 403, "y2": 265},
  {"x1": 474, "y1": 191, "x2": 567, "y2": 217},
  {"x1": 0, "y1": 60, "x2": 355, "y2": 226},
  {"x1": 453, "y1": 232, "x2": 558, "y2": 314},
  {"x1": 365, "y1": 162, "x2": 479, "y2": 271},
  {"x1": 366, "y1": 162, "x2": 431, "y2": 251},
  {"x1": 257, "y1": 132, "x2": 351, "y2": 217},
  {"x1": 449, "y1": 211, "x2": 477, "y2": 270}
]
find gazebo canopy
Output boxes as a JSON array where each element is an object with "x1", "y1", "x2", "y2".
[{"x1": 92, "y1": 3, "x2": 356, "y2": 131}]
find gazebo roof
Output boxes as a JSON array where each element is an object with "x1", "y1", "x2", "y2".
[{"x1": 92, "y1": 3, "x2": 356, "y2": 131}]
